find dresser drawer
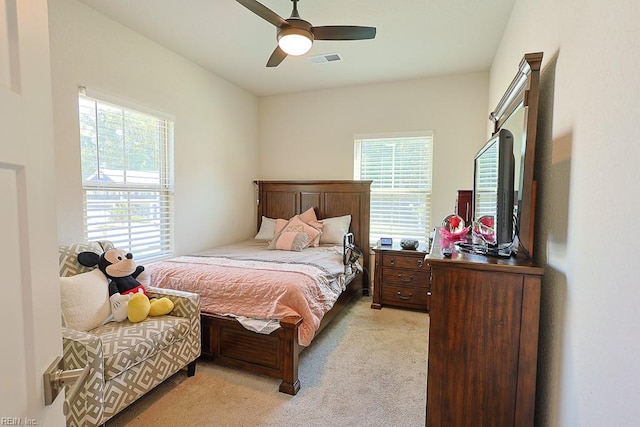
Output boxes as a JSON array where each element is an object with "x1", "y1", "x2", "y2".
[
  {"x1": 380, "y1": 284, "x2": 429, "y2": 310},
  {"x1": 381, "y1": 269, "x2": 429, "y2": 288},
  {"x1": 381, "y1": 253, "x2": 427, "y2": 270}
]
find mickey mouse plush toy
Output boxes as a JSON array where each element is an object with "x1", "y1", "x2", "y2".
[
  {"x1": 78, "y1": 248, "x2": 148, "y2": 297},
  {"x1": 78, "y1": 248, "x2": 173, "y2": 323}
]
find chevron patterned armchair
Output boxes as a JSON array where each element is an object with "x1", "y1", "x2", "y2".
[{"x1": 58, "y1": 241, "x2": 201, "y2": 427}]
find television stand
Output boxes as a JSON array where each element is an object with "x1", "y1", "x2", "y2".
[{"x1": 454, "y1": 241, "x2": 514, "y2": 258}]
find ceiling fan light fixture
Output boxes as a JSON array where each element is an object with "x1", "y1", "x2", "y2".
[
  {"x1": 278, "y1": 27, "x2": 313, "y2": 56},
  {"x1": 236, "y1": 0, "x2": 375, "y2": 67}
]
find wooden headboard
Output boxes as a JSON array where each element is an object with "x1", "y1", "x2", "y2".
[{"x1": 255, "y1": 180, "x2": 372, "y2": 291}]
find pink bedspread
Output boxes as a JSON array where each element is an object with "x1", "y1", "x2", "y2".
[{"x1": 149, "y1": 244, "x2": 350, "y2": 346}]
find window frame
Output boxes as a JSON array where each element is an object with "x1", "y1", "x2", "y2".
[
  {"x1": 78, "y1": 87, "x2": 175, "y2": 261},
  {"x1": 354, "y1": 131, "x2": 434, "y2": 246}
]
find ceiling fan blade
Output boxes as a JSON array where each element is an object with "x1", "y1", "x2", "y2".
[
  {"x1": 266, "y1": 46, "x2": 287, "y2": 67},
  {"x1": 312, "y1": 26, "x2": 377, "y2": 41},
  {"x1": 236, "y1": 0, "x2": 287, "y2": 27}
]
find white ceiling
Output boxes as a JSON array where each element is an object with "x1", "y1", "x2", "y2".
[{"x1": 77, "y1": 0, "x2": 515, "y2": 97}]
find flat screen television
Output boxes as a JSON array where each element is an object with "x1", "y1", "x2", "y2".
[{"x1": 472, "y1": 128, "x2": 515, "y2": 255}]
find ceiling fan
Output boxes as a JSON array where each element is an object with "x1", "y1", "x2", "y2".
[{"x1": 236, "y1": 0, "x2": 377, "y2": 67}]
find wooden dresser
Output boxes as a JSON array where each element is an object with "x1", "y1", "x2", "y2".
[
  {"x1": 371, "y1": 243, "x2": 430, "y2": 311},
  {"x1": 425, "y1": 234, "x2": 543, "y2": 426}
]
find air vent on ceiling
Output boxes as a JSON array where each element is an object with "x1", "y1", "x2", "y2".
[{"x1": 308, "y1": 53, "x2": 343, "y2": 64}]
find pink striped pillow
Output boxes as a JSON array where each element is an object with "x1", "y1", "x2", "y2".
[
  {"x1": 267, "y1": 231, "x2": 309, "y2": 251},
  {"x1": 269, "y1": 216, "x2": 321, "y2": 250},
  {"x1": 273, "y1": 214, "x2": 323, "y2": 247}
]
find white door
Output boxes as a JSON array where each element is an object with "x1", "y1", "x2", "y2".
[{"x1": 0, "y1": 0, "x2": 65, "y2": 425}]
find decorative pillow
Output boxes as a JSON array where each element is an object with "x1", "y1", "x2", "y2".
[
  {"x1": 274, "y1": 216, "x2": 322, "y2": 236},
  {"x1": 307, "y1": 220, "x2": 324, "y2": 247},
  {"x1": 274, "y1": 218, "x2": 289, "y2": 236},
  {"x1": 255, "y1": 216, "x2": 276, "y2": 240},
  {"x1": 272, "y1": 216, "x2": 321, "y2": 249},
  {"x1": 267, "y1": 231, "x2": 309, "y2": 251},
  {"x1": 273, "y1": 209, "x2": 323, "y2": 247},
  {"x1": 274, "y1": 217, "x2": 312, "y2": 234},
  {"x1": 320, "y1": 215, "x2": 352, "y2": 244},
  {"x1": 299, "y1": 207, "x2": 318, "y2": 224},
  {"x1": 275, "y1": 219, "x2": 324, "y2": 247},
  {"x1": 60, "y1": 269, "x2": 111, "y2": 332}
]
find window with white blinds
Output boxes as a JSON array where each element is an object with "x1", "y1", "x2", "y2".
[
  {"x1": 354, "y1": 133, "x2": 433, "y2": 245},
  {"x1": 78, "y1": 89, "x2": 174, "y2": 261}
]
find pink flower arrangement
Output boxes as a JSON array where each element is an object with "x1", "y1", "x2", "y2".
[
  {"x1": 440, "y1": 214, "x2": 469, "y2": 241},
  {"x1": 472, "y1": 216, "x2": 495, "y2": 243},
  {"x1": 440, "y1": 226, "x2": 470, "y2": 241}
]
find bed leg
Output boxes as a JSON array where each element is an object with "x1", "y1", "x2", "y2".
[
  {"x1": 279, "y1": 316, "x2": 302, "y2": 395},
  {"x1": 279, "y1": 378, "x2": 300, "y2": 395}
]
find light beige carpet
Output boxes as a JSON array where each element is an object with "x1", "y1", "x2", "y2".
[{"x1": 106, "y1": 296, "x2": 429, "y2": 427}]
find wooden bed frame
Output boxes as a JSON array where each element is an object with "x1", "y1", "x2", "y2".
[{"x1": 199, "y1": 180, "x2": 371, "y2": 395}]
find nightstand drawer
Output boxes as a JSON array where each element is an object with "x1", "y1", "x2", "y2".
[
  {"x1": 381, "y1": 269, "x2": 429, "y2": 288},
  {"x1": 381, "y1": 253, "x2": 427, "y2": 270},
  {"x1": 380, "y1": 284, "x2": 429, "y2": 309}
]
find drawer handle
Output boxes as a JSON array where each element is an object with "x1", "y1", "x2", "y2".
[
  {"x1": 389, "y1": 258, "x2": 395, "y2": 265},
  {"x1": 397, "y1": 274, "x2": 414, "y2": 283},
  {"x1": 397, "y1": 291, "x2": 413, "y2": 300},
  {"x1": 417, "y1": 260, "x2": 423, "y2": 268}
]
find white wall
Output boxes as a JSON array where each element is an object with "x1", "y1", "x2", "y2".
[
  {"x1": 49, "y1": 0, "x2": 260, "y2": 254},
  {"x1": 492, "y1": 0, "x2": 640, "y2": 425},
  {"x1": 258, "y1": 73, "x2": 489, "y2": 230}
]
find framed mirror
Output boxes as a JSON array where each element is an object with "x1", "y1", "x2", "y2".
[{"x1": 490, "y1": 52, "x2": 543, "y2": 257}]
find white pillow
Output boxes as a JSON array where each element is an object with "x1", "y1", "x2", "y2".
[
  {"x1": 320, "y1": 215, "x2": 352, "y2": 244},
  {"x1": 254, "y1": 216, "x2": 276, "y2": 241},
  {"x1": 60, "y1": 269, "x2": 111, "y2": 331}
]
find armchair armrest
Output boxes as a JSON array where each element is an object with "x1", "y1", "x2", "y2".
[
  {"x1": 147, "y1": 286, "x2": 201, "y2": 361},
  {"x1": 62, "y1": 327, "x2": 105, "y2": 426},
  {"x1": 62, "y1": 327, "x2": 104, "y2": 379},
  {"x1": 147, "y1": 286, "x2": 200, "y2": 320}
]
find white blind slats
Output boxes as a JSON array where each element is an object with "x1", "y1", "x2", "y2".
[
  {"x1": 79, "y1": 92, "x2": 174, "y2": 261},
  {"x1": 355, "y1": 135, "x2": 433, "y2": 244},
  {"x1": 474, "y1": 142, "x2": 499, "y2": 218}
]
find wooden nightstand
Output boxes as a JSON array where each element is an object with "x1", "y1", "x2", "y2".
[{"x1": 371, "y1": 243, "x2": 430, "y2": 311}]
